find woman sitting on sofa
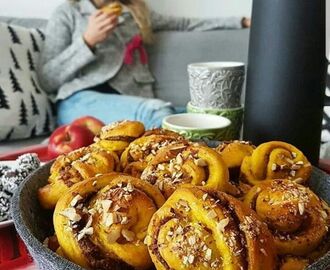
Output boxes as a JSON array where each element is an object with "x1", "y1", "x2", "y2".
[{"x1": 37, "y1": 0, "x2": 250, "y2": 129}]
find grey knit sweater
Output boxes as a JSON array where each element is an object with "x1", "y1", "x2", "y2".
[{"x1": 37, "y1": 0, "x2": 242, "y2": 101}]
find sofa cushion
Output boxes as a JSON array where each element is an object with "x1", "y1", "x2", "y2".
[
  {"x1": 0, "y1": 23, "x2": 56, "y2": 141},
  {"x1": 322, "y1": 66, "x2": 330, "y2": 142},
  {"x1": 0, "y1": 16, "x2": 47, "y2": 30}
]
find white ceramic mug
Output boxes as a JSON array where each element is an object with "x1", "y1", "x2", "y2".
[{"x1": 188, "y1": 62, "x2": 245, "y2": 109}]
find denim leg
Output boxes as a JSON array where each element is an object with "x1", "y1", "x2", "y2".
[
  {"x1": 57, "y1": 90, "x2": 175, "y2": 129},
  {"x1": 135, "y1": 99, "x2": 175, "y2": 129}
]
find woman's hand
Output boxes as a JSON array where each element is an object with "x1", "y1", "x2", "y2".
[
  {"x1": 241, "y1": 17, "x2": 251, "y2": 28},
  {"x1": 83, "y1": 10, "x2": 118, "y2": 48}
]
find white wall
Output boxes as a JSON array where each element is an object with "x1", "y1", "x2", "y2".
[
  {"x1": 148, "y1": 0, "x2": 252, "y2": 18},
  {"x1": 0, "y1": 0, "x2": 328, "y2": 55},
  {"x1": 0, "y1": 0, "x2": 61, "y2": 18},
  {"x1": 0, "y1": 0, "x2": 252, "y2": 18}
]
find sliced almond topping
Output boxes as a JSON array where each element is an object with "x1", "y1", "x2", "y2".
[
  {"x1": 113, "y1": 205, "x2": 121, "y2": 212},
  {"x1": 271, "y1": 163, "x2": 277, "y2": 171},
  {"x1": 85, "y1": 216, "x2": 93, "y2": 229},
  {"x1": 293, "y1": 178, "x2": 304, "y2": 184},
  {"x1": 70, "y1": 194, "x2": 83, "y2": 207},
  {"x1": 202, "y1": 193, "x2": 208, "y2": 201},
  {"x1": 60, "y1": 208, "x2": 81, "y2": 222},
  {"x1": 107, "y1": 229, "x2": 121, "y2": 243},
  {"x1": 188, "y1": 254, "x2": 195, "y2": 264},
  {"x1": 260, "y1": 248, "x2": 267, "y2": 256},
  {"x1": 207, "y1": 210, "x2": 217, "y2": 219},
  {"x1": 158, "y1": 181, "x2": 164, "y2": 191},
  {"x1": 217, "y1": 218, "x2": 230, "y2": 232},
  {"x1": 298, "y1": 202, "x2": 305, "y2": 215},
  {"x1": 321, "y1": 210, "x2": 328, "y2": 219},
  {"x1": 290, "y1": 170, "x2": 296, "y2": 177},
  {"x1": 122, "y1": 229, "x2": 135, "y2": 242},
  {"x1": 280, "y1": 164, "x2": 287, "y2": 170},
  {"x1": 205, "y1": 248, "x2": 212, "y2": 261},
  {"x1": 291, "y1": 152, "x2": 297, "y2": 158},
  {"x1": 77, "y1": 227, "x2": 93, "y2": 241},
  {"x1": 104, "y1": 212, "x2": 119, "y2": 227},
  {"x1": 176, "y1": 154, "x2": 183, "y2": 165},
  {"x1": 124, "y1": 194, "x2": 133, "y2": 201},
  {"x1": 121, "y1": 216, "x2": 129, "y2": 225},
  {"x1": 178, "y1": 199, "x2": 189, "y2": 208},
  {"x1": 176, "y1": 226, "x2": 183, "y2": 235},
  {"x1": 195, "y1": 158, "x2": 208, "y2": 167},
  {"x1": 291, "y1": 164, "x2": 301, "y2": 170},
  {"x1": 88, "y1": 208, "x2": 96, "y2": 215},
  {"x1": 170, "y1": 145, "x2": 186, "y2": 150},
  {"x1": 143, "y1": 235, "x2": 150, "y2": 245},
  {"x1": 169, "y1": 162, "x2": 175, "y2": 172},
  {"x1": 175, "y1": 172, "x2": 183, "y2": 179},
  {"x1": 188, "y1": 236, "x2": 196, "y2": 245},
  {"x1": 101, "y1": 200, "x2": 113, "y2": 213},
  {"x1": 80, "y1": 153, "x2": 91, "y2": 161},
  {"x1": 174, "y1": 164, "x2": 181, "y2": 171},
  {"x1": 286, "y1": 158, "x2": 294, "y2": 164},
  {"x1": 157, "y1": 164, "x2": 165, "y2": 171},
  {"x1": 126, "y1": 182, "x2": 134, "y2": 193},
  {"x1": 296, "y1": 161, "x2": 304, "y2": 165}
]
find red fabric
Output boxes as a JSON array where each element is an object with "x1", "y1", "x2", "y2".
[
  {"x1": 0, "y1": 144, "x2": 50, "y2": 162},
  {"x1": 0, "y1": 227, "x2": 34, "y2": 270},
  {"x1": 124, "y1": 35, "x2": 148, "y2": 65}
]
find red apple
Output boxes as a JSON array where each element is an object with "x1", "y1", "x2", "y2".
[
  {"x1": 48, "y1": 124, "x2": 94, "y2": 159},
  {"x1": 71, "y1": 116, "x2": 105, "y2": 136}
]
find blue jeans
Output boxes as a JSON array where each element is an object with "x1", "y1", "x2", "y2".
[{"x1": 57, "y1": 90, "x2": 176, "y2": 129}]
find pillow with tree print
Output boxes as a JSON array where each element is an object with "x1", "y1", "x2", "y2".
[
  {"x1": 322, "y1": 69, "x2": 330, "y2": 143},
  {"x1": 0, "y1": 23, "x2": 55, "y2": 141}
]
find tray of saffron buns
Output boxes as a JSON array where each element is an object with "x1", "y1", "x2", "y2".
[{"x1": 11, "y1": 120, "x2": 330, "y2": 270}]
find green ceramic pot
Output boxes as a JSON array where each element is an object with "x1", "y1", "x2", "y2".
[
  {"x1": 162, "y1": 113, "x2": 231, "y2": 141},
  {"x1": 186, "y1": 102, "x2": 244, "y2": 140}
]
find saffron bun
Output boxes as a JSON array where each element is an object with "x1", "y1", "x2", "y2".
[
  {"x1": 244, "y1": 179, "x2": 330, "y2": 269},
  {"x1": 146, "y1": 186, "x2": 277, "y2": 270},
  {"x1": 94, "y1": 121, "x2": 145, "y2": 154},
  {"x1": 101, "y1": 2, "x2": 123, "y2": 16},
  {"x1": 140, "y1": 143, "x2": 241, "y2": 198},
  {"x1": 54, "y1": 173, "x2": 165, "y2": 270},
  {"x1": 38, "y1": 146, "x2": 119, "y2": 209},
  {"x1": 240, "y1": 141, "x2": 312, "y2": 186}
]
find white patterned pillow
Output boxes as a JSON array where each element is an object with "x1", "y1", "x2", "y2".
[
  {"x1": 322, "y1": 71, "x2": 330, "y2": 143},
  {"x1": 0, "y1": 23, "x2": 55, "y2": 141}
]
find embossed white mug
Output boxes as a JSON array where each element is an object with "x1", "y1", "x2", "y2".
[{"x1": 188, "y1": 62, "x2": 245, "y2": 109}]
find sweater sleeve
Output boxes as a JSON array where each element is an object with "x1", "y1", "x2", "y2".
[
  {"x1": 150, "y1": 11, "x2": 243, "y2": 32},
  {"x1": 37, "y1": 4, "x2": 96, "y2": 94}
]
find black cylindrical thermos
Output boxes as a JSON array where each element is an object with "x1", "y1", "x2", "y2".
[{"x1": 243, "y1": 0, "x2": 327, "y2": 165}]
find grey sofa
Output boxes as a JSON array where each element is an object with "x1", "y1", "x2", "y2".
[{"x1": 0, "y1": 17, "x2": 249, "y2": 153}]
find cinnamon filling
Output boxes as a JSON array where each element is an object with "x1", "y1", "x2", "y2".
[
  {"x1": 105, "y1": 136, "x2": 137, "y2": 142},
  {"x1": 79, "y1": 237, "x2": 133, "y2": 270}
]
